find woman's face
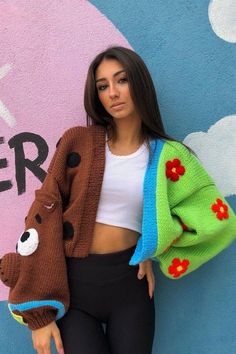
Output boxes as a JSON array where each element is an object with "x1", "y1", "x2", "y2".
[{"x1": 95, "y1": 59, "x2": 139, "y2": 121}]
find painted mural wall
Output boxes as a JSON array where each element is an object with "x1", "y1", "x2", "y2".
[{"x1": 0, "y1": 1, "x2": 236, "y2": 353}]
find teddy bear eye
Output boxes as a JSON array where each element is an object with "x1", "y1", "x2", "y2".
[{"x1": 17, "y1": 228, "x2": 39, "y2": 256}]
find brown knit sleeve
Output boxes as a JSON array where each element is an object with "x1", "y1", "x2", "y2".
[{"x1": 0, "y1": 134, "x2": 70, "y2": 330}]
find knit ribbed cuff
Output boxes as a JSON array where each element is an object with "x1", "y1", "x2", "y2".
[{"x1": 15, "y1": 308, "x2": 57, "y2": 330}]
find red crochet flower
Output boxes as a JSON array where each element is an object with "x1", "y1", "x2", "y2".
[
  {"x1": 168, "y1": 258, "x2": 190, "y2": 278},
  {"x1": 166, "y1": 159, "x2": 185, "y2": 182},
  {"x1": 211, "y1": 198, "x2": 229, "y2": 220}
]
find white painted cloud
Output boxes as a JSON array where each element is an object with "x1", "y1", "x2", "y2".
[
  {"x1": 183, "y1": 115, "x2": 236, "y2": 197},
  {"x1": 208, "y1": 0, "x2": 236, "y2": 43}
]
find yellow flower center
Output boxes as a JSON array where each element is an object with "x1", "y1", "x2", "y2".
[
  {"x1": 220, "y1": 206, "x2": 224, "y2": 213},
  {"x1": 172, "y1": 167, "x2": 177, "y2": 173},
  {"x1": 177, "y1": 265, "x2": 183, "y2": 272}
]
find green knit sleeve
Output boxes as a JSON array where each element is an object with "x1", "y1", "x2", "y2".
[{"x1": 154, "y1": 141, "x2": 236, "y2": 279}]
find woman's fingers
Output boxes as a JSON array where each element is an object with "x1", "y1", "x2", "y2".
[
  {"x1": 146, "y1": 272, "x2": 155, "y2": 299},
  {"x1": 43, "y1": 349, "x2": 52, "y2": 354},
  {"x1": 138, "y1": 260, "x2": 155, "y2": 298},
  {"x1": 52, "y1": 325, "x2": 64, "y2": 354},
  {"x1": 32, "y1": 321, "x2": 58, "y2": 354},
  {"x1": 34, "y1": 347, "x2": 50, "y2": 354},
  {"x1": 32, "y1": 337, "x2": 51, "y2": 354},
  {"x1": 36, "y1": 349, "x2": 44, "y2": 354},
  {"x1": 138, "y1": 262, "x2": 145, "y2": 279},
  {"x1": 34, "y1": 345, "x2": 51, "y2": 354},
  {"x1": 32, "y1": 321, "x2": 64, "y2": 354}
]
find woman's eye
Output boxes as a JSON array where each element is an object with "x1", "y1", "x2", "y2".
[
  {"x1": 97, "y1": 78, "x2": 127, "y2": 92},
  {"x1": 118, "y1": 77, "x2": 128, "y2": 83},
  {"x1": 97, "y1": 85, "x2": 107, "y2": 91}
]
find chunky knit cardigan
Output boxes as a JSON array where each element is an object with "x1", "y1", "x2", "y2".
[{"x1": 0, "y1": 124, "x2": 236, "y2": 330}]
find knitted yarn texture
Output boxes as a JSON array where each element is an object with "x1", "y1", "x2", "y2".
[{"x1": 0, "y1": 125, "x2": 236, "y2": 329}]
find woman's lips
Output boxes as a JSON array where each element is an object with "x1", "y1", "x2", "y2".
[{"x1": 111, "y1": 103, "x2": 125, "y2": 110}]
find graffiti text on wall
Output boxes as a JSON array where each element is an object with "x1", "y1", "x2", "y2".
[{"x1": 0, "y1": 133, "x2": 48, "y2": 195}]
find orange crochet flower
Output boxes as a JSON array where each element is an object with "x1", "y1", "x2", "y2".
[
  {"x1": 168, "y1": 258, "x2": 190, "y2": 278},
  {"x1": 211, "y1": 198, "x2": 229, "y2": 220},
  {"x1": 166, "y1": 159, "x2": 185, "y2": 182}
]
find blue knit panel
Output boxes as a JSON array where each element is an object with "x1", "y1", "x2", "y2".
[
  {"x1": 8, "y1": 300, "x2": 65, "y2": 320},
  {"x1": 129, "y1": 139, "x2": 165, "y2": 265}
]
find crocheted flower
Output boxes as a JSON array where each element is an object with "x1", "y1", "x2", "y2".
[
  {"x1": 166, "y1": 159, "x2": 185, "y2": 182},
  {"x1": 211, "y1": 198, "x2": 229, "y2": 220},
  {"x1": 168, "y1": 258, "x2": 190, "y2": 278}
]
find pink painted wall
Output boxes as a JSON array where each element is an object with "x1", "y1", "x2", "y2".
[{"x1": 0, "y1": 0, "x2": 131, "y2": 301}]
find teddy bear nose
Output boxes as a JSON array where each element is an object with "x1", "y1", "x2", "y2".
[
  {"x1": 20, "y1": 231, "x2": 30, "y2": 242},
  {"x1": 0, "y1": 253, "x2": 21, "y2": 288}
]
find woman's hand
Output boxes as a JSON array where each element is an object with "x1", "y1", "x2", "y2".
[
  {"x1": 138, "y1": 259, "x2": 155, "y2": 299},
  {"x1": 32, "y1": 320, "x2": 64, "y2": 354}
]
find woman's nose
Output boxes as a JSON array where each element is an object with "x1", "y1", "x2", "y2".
[{"x1": 109, "y1": 84, "x2": 119, "y2": 98}]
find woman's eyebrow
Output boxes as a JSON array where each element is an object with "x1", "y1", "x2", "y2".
[{"x1": 95, "y1": 70, "x2": 126, "y2": 83}]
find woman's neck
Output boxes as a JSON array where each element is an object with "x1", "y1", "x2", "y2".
[{"x1": 107, "y1": 119, "x2": 143, "y2": 148}]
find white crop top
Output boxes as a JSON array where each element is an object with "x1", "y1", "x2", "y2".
[{"x1": 95, "y1": 137, "x2": 149, "y2": 233}]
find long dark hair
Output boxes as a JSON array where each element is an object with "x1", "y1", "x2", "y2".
[{"x1": 84, "y1": 46, "x2": 177, "y2": 154}]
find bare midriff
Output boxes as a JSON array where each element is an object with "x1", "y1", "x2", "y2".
[{"x1": 89, "y1": 222, "x2": 140, "y2": 254}]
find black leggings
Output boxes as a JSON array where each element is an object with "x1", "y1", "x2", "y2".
[{"x1": 56, "y1": 245, "x2": 155, "y2": 354}]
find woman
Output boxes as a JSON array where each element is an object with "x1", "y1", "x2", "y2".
[{"x1": 1, "y1": 46, "x2": 236, "y2": 354}]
